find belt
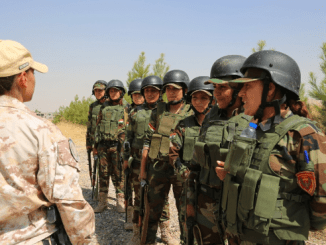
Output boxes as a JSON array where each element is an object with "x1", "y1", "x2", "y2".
[
  {"x1": 199, "y1": 184, "x2": 221, "y2": 201},
  {"x1": 100, "y1": 140, "x2": 118, "y2": 147}
]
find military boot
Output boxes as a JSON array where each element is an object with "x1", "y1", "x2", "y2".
[
  {"x1": 127, "y1": 223, "x2": 140, "y2": 245},
  {"x1": 93, "y1": 192, "x2": 107, "y2": 213},
  {"x1": 116, "y1": 193, "x2": 125, "y2": 213},
  {"x1": 124, "y1": 206, "x2": 134, "y2": 230},
  {"x1": 159, "y1": 220, "x2": 179, "y2": 245}
]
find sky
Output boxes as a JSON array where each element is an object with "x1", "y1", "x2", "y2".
[{"x1": 1, "y1": 0, "x2": 325, "y2": 112}]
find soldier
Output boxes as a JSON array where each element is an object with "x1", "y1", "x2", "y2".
[
  {"x1": 187, "y1": 55, "x2": 246, "y2": 245},
  {"x1": 140, "y1": 70, "x2": 193, "y2": 245},
  {"x1": 169, "y1": 76, "x2": 214, "y2": 244},
  {"x1": 0, "y1": 40, "x2": 95, "y2": 244},
  {"x1": 124, "y1": 76, "x2": 172, "y2": 244},
  {"x1": 93, "y1": 80, "x2": 126, "y2": 213},
  {"x1": 216, "y1": 50, "x2": 326, "y2": 244},
  {"x1": 124, "y1": 78, "x2": 145, "y2": 230},
  {"x1": 86, "y1": 80, "x2": 108, "y2": 152}
]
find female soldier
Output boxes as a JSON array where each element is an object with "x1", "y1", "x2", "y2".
[
  {"x1": 216, "y1": 50, "x2": 326, "y2": 245},
  {"x1": 186, "y1": 55, "x2": 246, "y2": 245},
  {"x1": 124, "y1": 78, "x2": 145, "y2": 230},
  {"x1": 169, "y1": 76, "x2": 214, "y2": 244},
  {"x1": 140, "y1": 70, "x2": 193, "y2": 245},
  {"x1": 93, "y1": 80, "x2": 126, "y2": 213},
  {"x1": 124, "y1": 76, "x2": 170, "y2": 244}
]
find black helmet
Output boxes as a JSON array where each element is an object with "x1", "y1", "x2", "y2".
[
  {"x1": 210, "y1": 55, "x2": 246, "y2": 79},
  {"x1": 163, "y1": 70, "x2": 190, "y2": 90},
  {"x1": 92, "y1": 80, "x2": 107, "y2": 95},
  {"x1": 140, "y1": 75, "x2": 163, "y2": 96},
  {"x1": 187, "y1": 76, "x2": 213, "y2": 98},
  {"x1": 106, "y1": 79, "x2": 126, "y2": 101},
  {"x1": 240, "y1": 50, "x2": 300, "y2": 98},
  {"x1": 128, "y1": 79, "x2": 143, "y2": 96}
]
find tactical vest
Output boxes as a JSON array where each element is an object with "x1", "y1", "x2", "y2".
[
  {"x1": 192, "y1": 107, "x2": 246, "y2": 187},
  {"x1": 221, "y1": 114, "x2": 315, "y2": 243},
  {"x1": 181, "y1": 115, "x2": 201, "y2": 164},
  {"x1": 149, "y1": 102, "x2": 192, "y2": 161},
  {"x1": 89, "y1": 101, "x2": 103, "y2": 139},
  {"x1": 132, "y1": 105, "x2": 152, "y2": 150},
  {"x1": 98, "y1": 104, "x2": 125, "y2": 142}
]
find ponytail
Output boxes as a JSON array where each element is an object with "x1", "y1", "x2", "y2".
[
  {"x1": 0, "y1": 75, "x2": 16, "y2": 95},
  {"x1": 287, "y1": 99, "x2": 312, "y2": 119}
]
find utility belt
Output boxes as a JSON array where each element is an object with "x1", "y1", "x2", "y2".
[
  {"x1": 43, "y1": 206, "x2": 72, "y2": 245},
  {"x1": 199, "y1": 184, "x2": 221, "y2": 201},
  {"x1": 99, "y1": 140, "x2": 118, "y2": 148}
]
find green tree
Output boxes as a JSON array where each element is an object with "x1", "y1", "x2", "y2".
[
  {"x1": 252, "y1": 40, "x2": 275, "y2": 53},
  {"x1": 124, "y1": 52, "x2": 151, "y2": 104},
  {"x1": 151, "y1": 53, "x2": 170, "y2": 79},
  {"x1": 308, "y1": 42, "x2": 326, "y2": 131},
  {"x1": 34, "y1": 109, "x2": 41, "y2": 114}
]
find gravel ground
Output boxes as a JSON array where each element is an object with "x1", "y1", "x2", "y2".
[{"x1": 57, "y1": 121, "x2": 326, "y2": 245}]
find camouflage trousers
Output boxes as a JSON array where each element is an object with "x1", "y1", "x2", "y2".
[
  {"x1": 193, "y1": 188, "x2": 224, "y2": 245},
  {"x1": 144, "y1": 161, "x2": 183, "y2": 243},
  {"x1": 98, "y1": 143, "x2": 124, "y2": 194},
  {"x1": 129, "y1": 159, "x2": 170, "y2": 224}
]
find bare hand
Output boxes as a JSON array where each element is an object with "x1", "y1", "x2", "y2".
[
  {"x1": 93, "y1": 148, "x2": 98, "y2": 155},
  {"x1": 186, "y1": 204, "x2": 195, "y2": 218},
  {"x1": 215, "y1": 161, "x2": 228, "y2": 181},
  {"x1": 123, "y1": 160, "x2": 129, "y2": 170}
]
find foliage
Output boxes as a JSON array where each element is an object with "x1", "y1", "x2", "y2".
[
  {"x1": 53, "y1": 95, "x2": 95, "y2": 125},
  {"x1": 252, "y1": 40, "x2": 275, "y2": 53},
  {"x1": 34, "y1": 109, "x2": 41, "y2": 114},
  {"x1": 308, "y1": 42, "x2": 326, "y2": 132},
  {"x1": 125, "y1": 52, "x2": 170, "y2": 103}
]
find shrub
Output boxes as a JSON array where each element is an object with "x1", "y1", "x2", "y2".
[{"x1": 53, "y1": 95, "x2": 95, "y2": 125}]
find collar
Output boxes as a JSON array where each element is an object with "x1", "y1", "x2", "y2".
[
  {"x1": 258, "y1": 108, "x2": 293, "y2": 132},
  {"x1": 0, "y1": 95, "x2": 30, "y2": 112}
]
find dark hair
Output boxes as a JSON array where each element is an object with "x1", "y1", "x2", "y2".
[
  {"x1": 0, "y1": 75, "x2": 16, "y2": 95},
  {"x1": 274, "y1": 83, "x2": 312, "y2": 119}
]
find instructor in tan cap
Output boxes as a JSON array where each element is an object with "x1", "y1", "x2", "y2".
[{"x1": 0, "y1": 40, "x2": 95, "y2": 245}]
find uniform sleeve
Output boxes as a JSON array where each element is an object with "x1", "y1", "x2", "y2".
[
  {"x1": 143, "y1": 109, "x2": 157, "y2": 148},
  {"x1": 37, "y1": 135, "x2": 95, "y2": 244},
  {"x1": 94, "y1": 108, "x2": 103, "y2": 148},
  {"x1": 123, "y1": 110, "x2": 136, "y2": 160},
  {"x1": 86, "y1": 104, "x2": 93, "y2": 148},
  {"x1": 169, "y1": 121, "x2": 185, "y2": 168},
  {"x1": 299, "y1": 128, "x2": 326, "y2": 230}
]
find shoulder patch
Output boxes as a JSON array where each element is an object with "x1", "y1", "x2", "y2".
[
  {"x1": 296, "y1": 171, "x2": 316, "y2": 196},
  {"x1": 149, "y1": 123, "x2": 156, "y2": 133}
]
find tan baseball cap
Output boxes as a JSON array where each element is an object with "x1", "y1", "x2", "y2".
[{"x1": 0, "y1": 40, "x2": 48, "y2": 77}]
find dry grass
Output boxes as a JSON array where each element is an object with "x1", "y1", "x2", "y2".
[{"x1": 56, "y1": 120, "x2": 87, "y2": 147}]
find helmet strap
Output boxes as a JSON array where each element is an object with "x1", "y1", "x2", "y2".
[
  {"x1": 189, "y1": 96, "x2": 213, "y2": 115},
  {"x1": 167, "y1": 98, "x2": 184, "y2": 105},
  {"x1": 254, "y1": 79, "x2": 270, "y2": 122}
]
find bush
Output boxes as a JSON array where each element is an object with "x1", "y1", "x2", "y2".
[{"x1": 53, "y1": 95, "x2": 95, "y2": 125}]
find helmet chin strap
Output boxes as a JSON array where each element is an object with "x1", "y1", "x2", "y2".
[
  {"x1": 227, "y1": 89, "x2": 239, "y2": 108},
  {"x1": 190, "y1": 97, "x2": 213, "y2": 115},
  {"x1": 254, "y1": 78, "x2": 287, "y2": 123}
]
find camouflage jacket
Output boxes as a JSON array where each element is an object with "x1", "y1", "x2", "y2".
[
  {"x1": 0, "y1": 96, "x2": 95, "y2": 245},
  {"x1": 86, "y1": 99, "x2": 105, "y2": 148}
]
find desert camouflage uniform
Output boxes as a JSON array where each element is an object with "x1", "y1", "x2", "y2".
[
  {"x1": 95, "y1": 101, "x2": 126, "y2": 195},
  {"x1": 220, "y1": 109, "x2": 326, "y2": 244},
  {"x1": 124, "y1": 103, "x2": 170, "y2": 225},
  {"x1": 187, "y1": 105, "x2": 240, "y2": 245},
  {"x1": 0, "y1": 95, "x2": 95, "y2": 245},
  {"x1": 169, "y1": 114, "x2": 203, "y2": 244},
  {"x1": 143, "y1": 102, "x2": 193, "y2": 243}
]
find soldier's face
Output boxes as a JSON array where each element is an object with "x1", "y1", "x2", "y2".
[
  {"x1": 132, "y1": 93, "x2": 144, "y2": 105},
  {"x1": 165, "y1": 85, "x2": 183, "y2": 102},
  {"x1": 94, "y1": 89, "x2": 105, "y2": 100},
  {"x1": 238, "y1": 80, "x2": 264, "y2": 116},
  {"x1": 144, "y1": 87, "x2": 160, "y2": 104},
  {"x1": 191, "y1": 91, "x2": 211, "y2": 113},
  {"x1": 213, "y1": 83, "x2": 233, "y2": 109},
  {"x1": 109, "y1": 87, "x2": 121, "y2": 100}
]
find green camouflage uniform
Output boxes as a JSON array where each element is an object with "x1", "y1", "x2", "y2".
[
  {"x1": 169, "y1": 114, "x2": 202, "y2": 244},
  {"x1": 143, "y1": 102, "x2": 193, "y2": 243},
  {"x1": 187, "y1": 105, "x2": 241, "y2": 245},
  {"x1": 220, "y1": 109, "x2": 326, "y2": 245},
  {"x1": 123, "y1": 103, "x2": 170, "y2": 225},
  {"x1": 94, "y1": 101, "x2": 126, "y2": 195}
]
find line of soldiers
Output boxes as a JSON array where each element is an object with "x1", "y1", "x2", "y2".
[{"x1": 86, "y1": 51, "x2": 326, "y2": 245}]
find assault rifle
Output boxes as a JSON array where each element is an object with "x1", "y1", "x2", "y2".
[
  {"x1": 87, "y1": 149, "x2": 93, "y2": 184},
  {"x1": 92, "y1": 154, "x2": 99, "y2": 199},
  {"x1": 186, "y1": 177, "x2": 198, "y2": 245},
  {"x1": 124, "y1": 141, "x2": 131, "y2": 221}
]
